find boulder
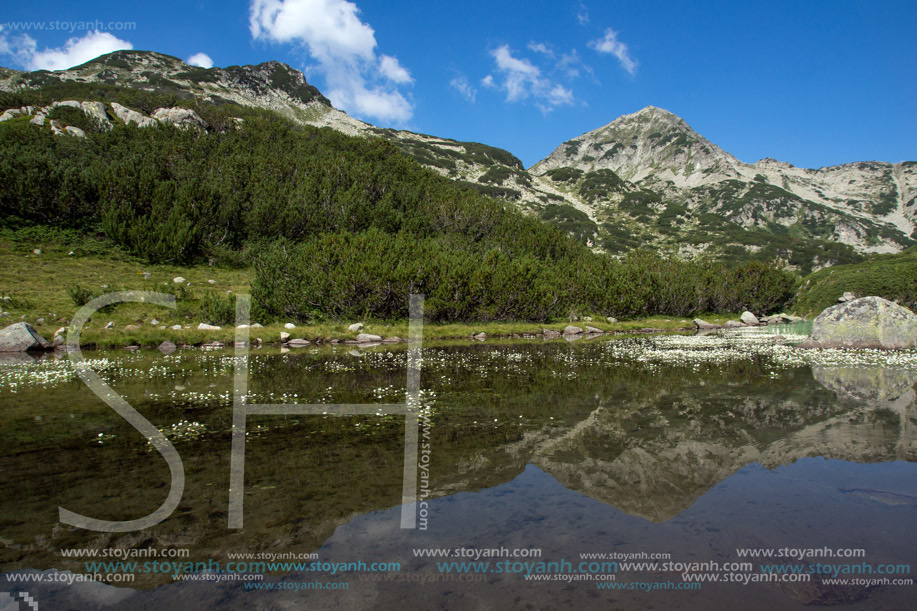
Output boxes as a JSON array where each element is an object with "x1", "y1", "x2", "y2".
[
  {"x1": 30, "y1": 113, "x2": 46, "y2": 126},
  {"x1": 280, "y1": 332, "x2": 291, "y2": 342},
  {"x1": 606, "y1": 317, "x2": 618, "y2": 323},
  {"x1": 723, "y1": 320, "x2": 744, "y2": 328},
  {"x1": 0, "y1": 322, "x2": 52, "y2": 352},
  {"x1": 693, "y1": 318, "x2": 721, "y2": 330},
  {"x1": 740, "y1": 311, "x2": 759, "y2": 325},
  {"x1": 284, "y1": 323, "x2": 296, "y2": 329},
  {"x1": 169, "y1": 325, "x2": 183, "y2": 330},
  {"x1": 838, "y1": 291, "x2": 856, "y2": 303},
  {"x1": 80, "y1": 101, "x2": 111, "y2": 128},
  {"x1": 56, "y1": 100, "x2": 82, "y2": 109},
  {"x1": 152, "y1": 107, "x2": 207, "y2": 129},
  {"x1": 472, "y1": 332, "x2": 487, "y2": 340},
  {"x1": 356, "y1": 333, "x2": 383, "y2": 343},
  {"x1": 287, "y1": 338, "x2": 310, "y2": 347},
  {"x1": 173, "y1": 276, "x2": 186, "y2": 284},
  {"x1": 197, "y1": 323, "x2": 221, "y2": 330},
  {"x1": 797, "y1": 297, "x2": 917, "y2": 350},
  {"x1": 543, "y1": 329, "x2": 561, "y2": 338},
  {"x1": 65, "y1": 126, "x2": 86, "y2": 138},
  {"x1": 563, "y1": 325, "x2": 583, "y2": 336},
  {"x1": 110, "y1": 102, "x2": 156, "y2": 128},
  {"x1": 585, "y1": 326, "x2": 603, "y2": 334},
  {"x1": 348, "y1": 323, "x2": 364, "y2": 332}
]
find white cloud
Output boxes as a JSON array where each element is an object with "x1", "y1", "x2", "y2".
[
  {"x1": 249, "y1": 0, "x2": 413, "y2": 123},
  {"x1": 588, "y1": 28, "x2": 637, "y2": 75},
  {"x1": 527, "y1": 42, "x2": 553, "y2": 57},
  {"x1": 577, "y1": 2, "x2": 590, "y2": 25},
  {"x1": 186, "y1": 52, "x2": 214, "y2": 68},
  {"x1": 449, "y1": 74, "x2": 476, "y2": 102},
  {"x1": 379, "y1": 54, "x2": 412, "y2": 83},
  {"x1": 486, "y1": 44, "x2": 575, "y2": 111},
  {"x1": 0, "y1": 29, "x2": 132, "y2": 71}
]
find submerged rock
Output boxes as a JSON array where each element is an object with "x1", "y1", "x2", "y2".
[
  {"x1": 0, "y1": 322, "x2": 52, "y2": 352},
  {"x1": 798, "y1": 297, "x2": 917, "y2": 350}
]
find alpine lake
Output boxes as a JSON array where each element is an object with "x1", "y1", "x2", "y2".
[{"x1": 2, "y1": 325, "x2": 916, "y2": 610}]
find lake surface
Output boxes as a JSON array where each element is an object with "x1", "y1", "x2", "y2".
[{"x1": 2, "y1": 332, "x2": 916, "y2": 610}]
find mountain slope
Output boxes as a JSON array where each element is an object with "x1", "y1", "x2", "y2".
[
  {"x1": 2, "y1": 53, "x2": 913, "y2": 272},
  {"x1": 531, "y1": 106, "x2": 916, "y2": 270}
]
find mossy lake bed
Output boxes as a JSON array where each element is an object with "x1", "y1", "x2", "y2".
[{"x1": 2, "y1": 330, "x2": 916, "y2": 609}]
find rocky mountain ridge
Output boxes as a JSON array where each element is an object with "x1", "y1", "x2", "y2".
[
  {"x1": 2, "y1": 51, "x2": 914, "y2": 271},
  {"x1": 532, "y1": 106, "x2": 916, "y2": 266}
]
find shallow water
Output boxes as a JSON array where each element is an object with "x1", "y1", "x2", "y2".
[{"x1": 1, "y1": 335, "x2": 916, "y2": 609}]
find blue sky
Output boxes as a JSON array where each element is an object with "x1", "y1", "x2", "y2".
[{"x1": 1, "y1": 0, "x2": 915, "y2": 168}]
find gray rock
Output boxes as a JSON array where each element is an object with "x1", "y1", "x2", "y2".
[
  {"x1": 284, "y1": 323, "x2": 296, "y2": 329},
  {"x1": 169, "y1": 325, "x2": 183, "y2": 330},
  {"x1": 200, "y1": 341, "x2": 225, "y2": 349},
  {"x1": 838, "y1": 291, "x2": 856, "y2": 303},
  {"x1": 798, "y1": 297, "x2": 917, "y2": 350},
  {"x1": 543, "y1": 329, "x2": 561, "y2": 338},
  {"x1": 110, "y1": 102, "x2": 156, "y2": 128},
  {"x1": 723, "y1": 320, "x2": 744, "y2": 328},
  {"x1": 563, "y1": 325, "x2": 583, "y2": 336},
  {"x1": 158, "y1": 341, "x2": 177, "y2": 355},
  {"x1": 740, "y1": 311, "x2": 759, "y2": 325},
  {"x1": 65, "y1": 125, "x2": 86, "y2": 138},
  {"x1": 693, "y1": 318, "x2": 721, "y2": 330},
  {"x1": 30, "y1": 113, "x2": 46, "y2": 126},
  {"x1": 606, "y1": 317, "x2": 618, "y2": 323},
  {"x1": 585, "y1": 325, "x2": 603, "y2": 334},
  {"x1": 197, "y1": 323, "x2": 221, "y2": 330},
  {"x1": 173, "y1": 276, "x2": 186, "y2": 284},
  {"x1": 348, "y1": 322, "x2": 364, "y2": 332},
  {"x1": 280, "y1": 332, "x2": 290, "y2": 342},
  {"x1": 150, "y1": 319, "x2": 160, "y2": 326},
  {"x1": 81, "y1": 101, "x2": 111, "y2": 128},
  {"x1": 287, "y1": 338, "x2": 310, "y2": 347},
  {"x1": 251, "y1": 323, "x2": 263, "y2": 328},
  {"x1": 124, "y1": 324, "x2": 140, "y2": 331},
  {"x1": 0, "y1": 111, "x2": 15, "y2": 122},
  {"x1": 57, "y1": 100, "x2": 82, "y2": 109},
  {"x1": 0, "y1": 322, "x2": 52, "y2": 352},
  {"x1": 152, "y1": 107, "x2": 207, "y2": 129},
  {"x1": 105, "y1": 321, "x2": 115, "y2": 329},
  {"x1": 356, "y1": 333, "x2": 383, "y2": 343},
  {"x1": 472, "y1": 332, "x2": 487, "y2": 340},
  {"x1": 583, "y1": 316, "x2": 593, "y2": 322}
]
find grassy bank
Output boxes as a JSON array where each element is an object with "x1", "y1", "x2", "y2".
[
  {"x1": 792, "y1": 246, "x2": 917, "y2": 316},
  {"x1": 0, "y1": 236, "x2": 745, "y2": 348}
]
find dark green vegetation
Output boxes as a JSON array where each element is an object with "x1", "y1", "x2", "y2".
[
  {"x1": 0, "y1": 89, "x2": 797, "y2": 322},
  {"x1": 792, "y1": 246, "x2": 917, "y2": 316}
]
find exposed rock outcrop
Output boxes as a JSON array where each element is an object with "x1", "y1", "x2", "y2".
[
  {"x1": 0, "y1": 322, "x2": 52, "y2": 352},
  {"x1": 798, "y1": 296, "x2": 917, "y2": 349}
]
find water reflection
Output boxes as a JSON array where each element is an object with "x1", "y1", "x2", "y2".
[{"x1": 1, "y1": 339, "x2": 916, "y2": 609}]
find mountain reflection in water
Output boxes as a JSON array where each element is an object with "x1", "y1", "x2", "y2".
[{"x1": 1, "y1": 339, "x2": 915, "y2": 609}]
